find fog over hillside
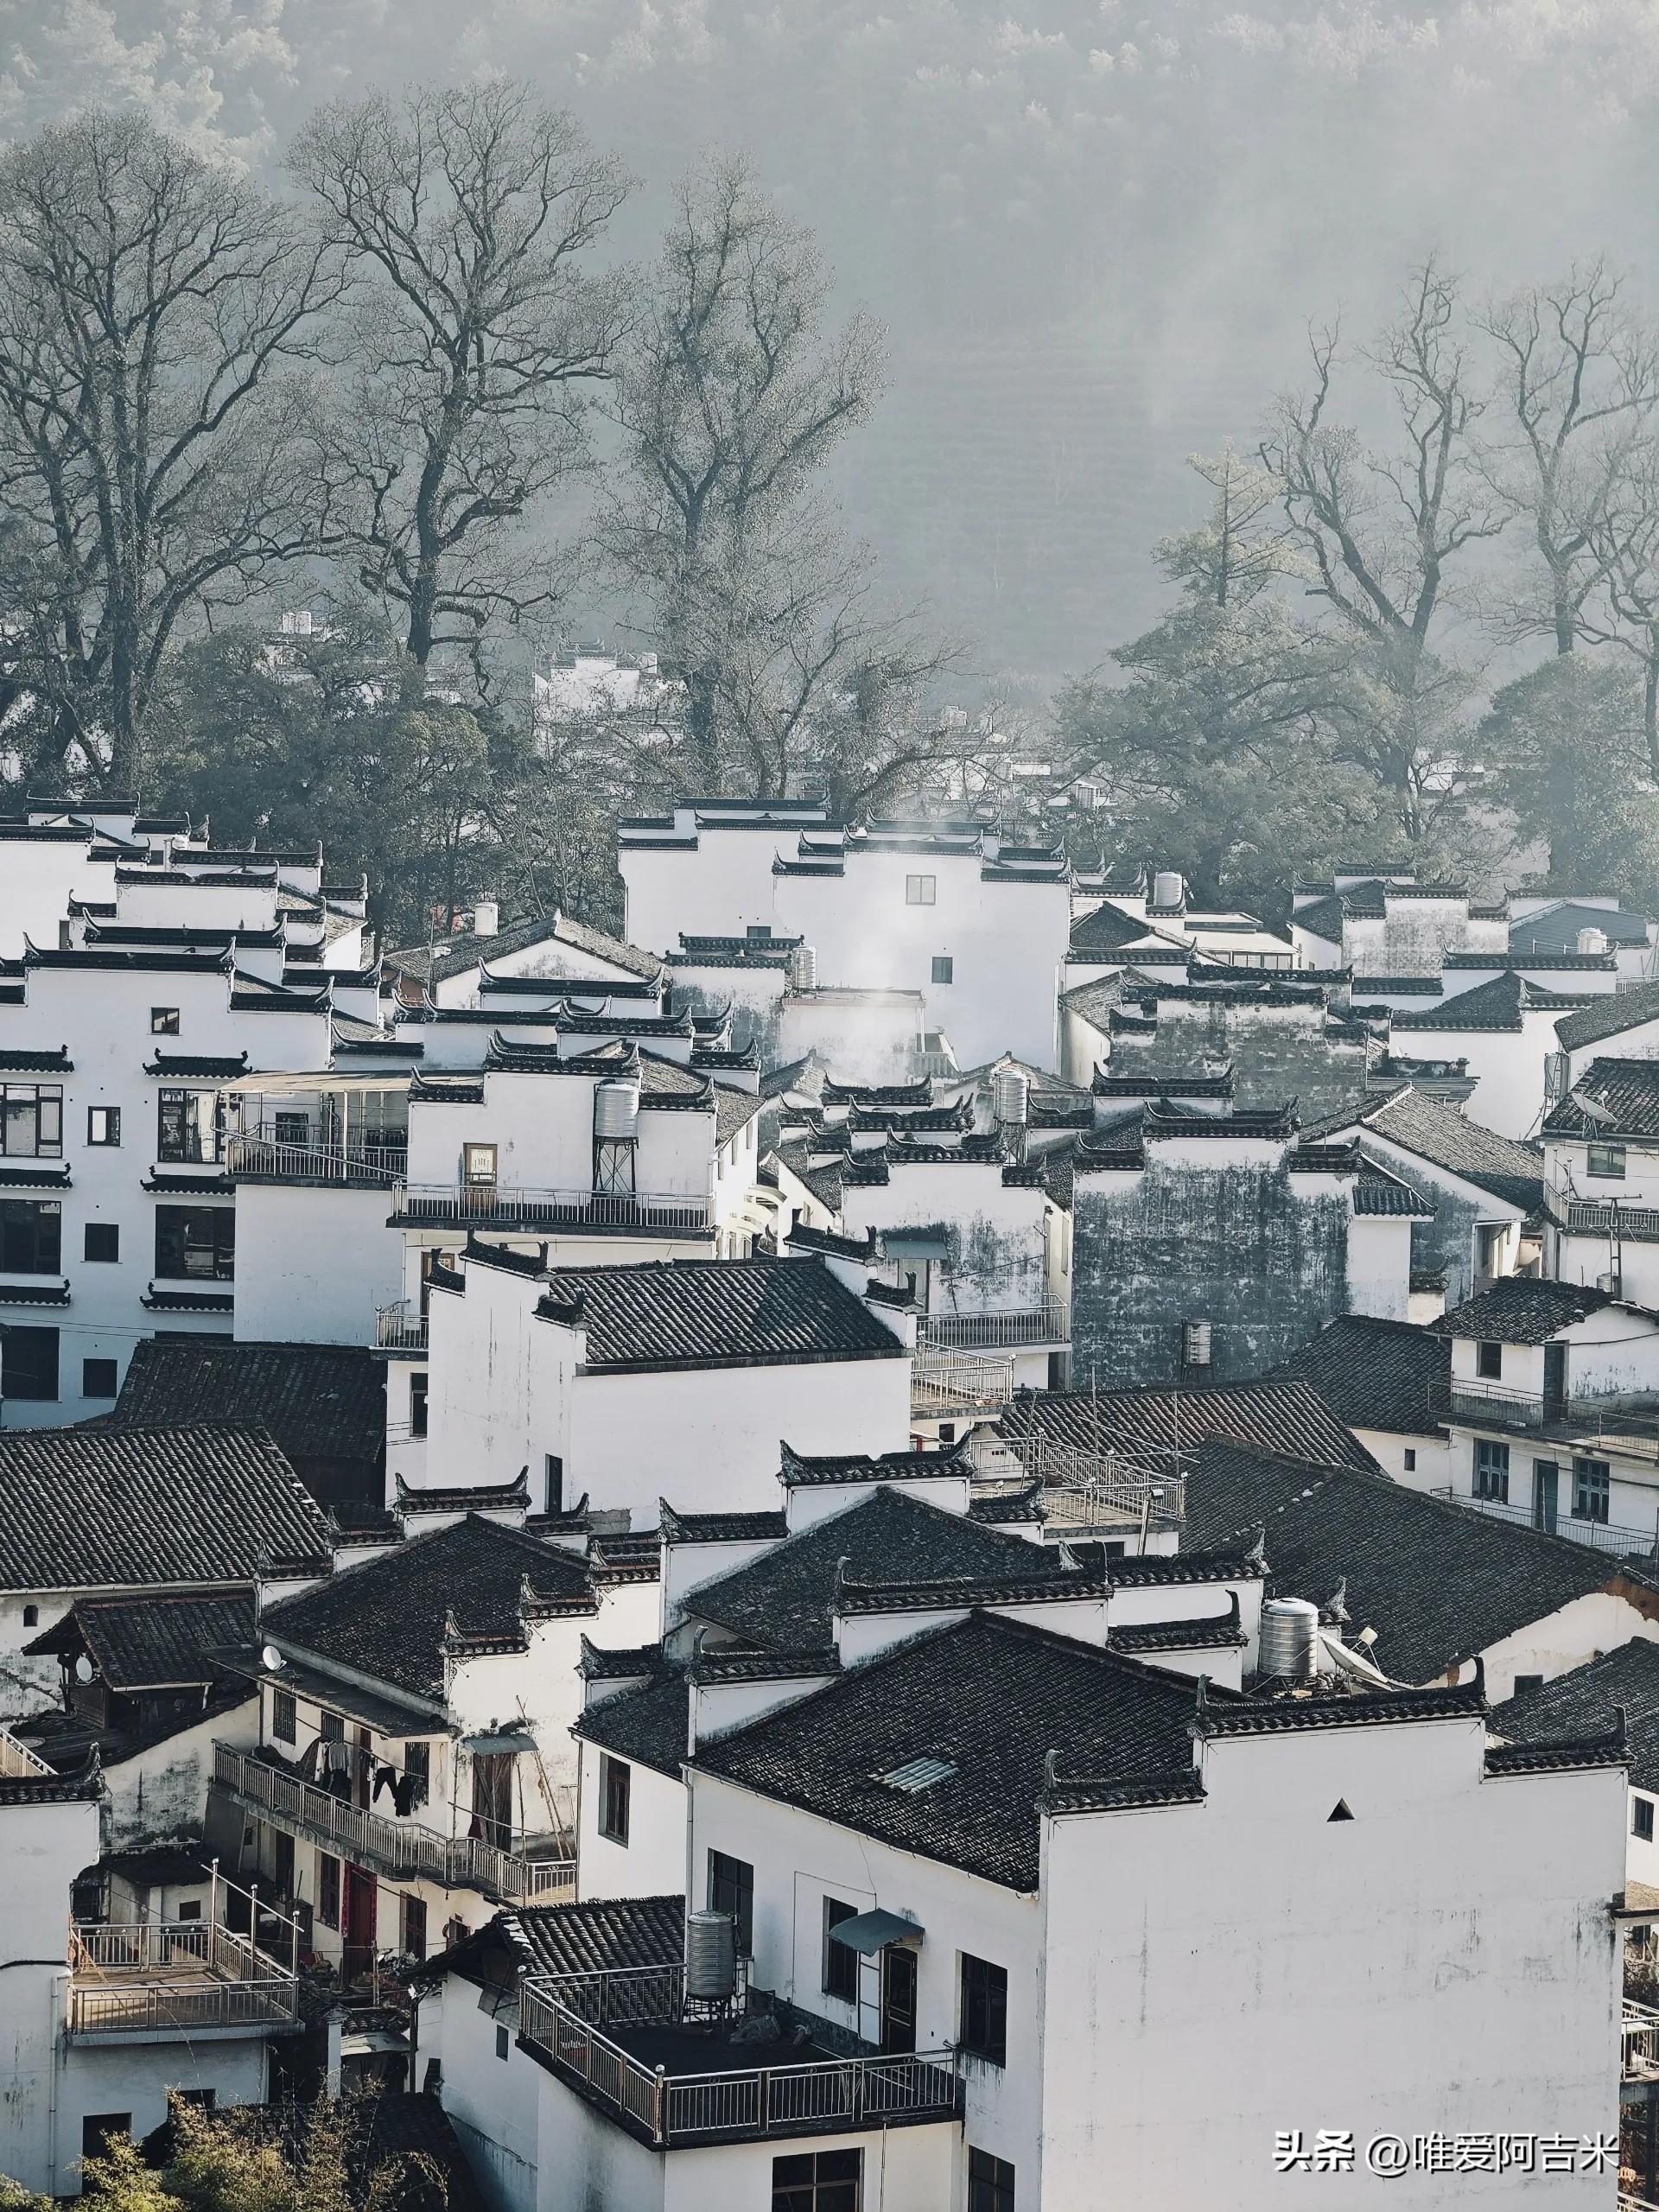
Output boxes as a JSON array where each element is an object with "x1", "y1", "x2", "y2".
[{"x1": 8, "y1": 0, "x2": 1659, "y2": 682}]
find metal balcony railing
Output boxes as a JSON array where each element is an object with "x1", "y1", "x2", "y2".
[
  {"x1": 213, "y1": 1743, "x2": 575, "y2": 1905},
  {"x1": 919, "y1": 1297, "x2": 1069, "y2": 1351},
  {"x1": 67, "y1": 1919, "x2": 300, "y2": 2037},
  {"x1": 912, "y1": 1344, "x2": 1016, "y2": 1413},
  {"x1": 1430, "y1": 1377, "x2": 1659, "y2": 1458},
  {"x1": 1557, "y1": 1198, "x2": 1659, "y2": 1243},
  {"x1": 975, "y1": 1429, "x2": 1185, "y2": 1533},
  {"x1": 517, "y1": 1981, "x2": 961, "y2": 2148},
  {"x1": 375, "y1": 1300, "x2": 429, "y2": 1351},
  {"x1": 390, "y1": 1181, "x2": 713, "y2": 1233},
  {"x1": 1626, "y1": 2001, "x2": 1659, "y2": 2078},
  {"x1": 1432, "y1": 1487, "x2": 1659, "y2": 1562},
  {"x1": 226, "y1": 1128, "x2": 408, "y2": 1185}
]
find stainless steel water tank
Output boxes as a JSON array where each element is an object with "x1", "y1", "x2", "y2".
[{"x1": 1259, "y1": 1597, "x2": 1321, "y2": 1682}]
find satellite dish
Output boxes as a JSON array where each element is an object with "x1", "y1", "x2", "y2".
[
  {"x1": 73, "y1": 1654, "x2": 94, "y2": 1684},
  {"x1": 261, "y1": 1643, "x2": 284, "y2": 1672}
]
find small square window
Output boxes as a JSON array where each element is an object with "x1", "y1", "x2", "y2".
[
  {"x1": 81, "y1": 1357, "x2": 118, "y2": 1400},
  {"x1": 84, "y1": 1223, "x2": 119, "y2": 1263},
  {"x1": 1573, "y1": 1456, "x2": 1611, "y2": 1524},
  {"x1": 22, "y1": 1605, "x2": 37, "y2": 1627},
  {"x1": 175, "y1": 1903, "x2": 202, "y2": 1924},
  {"x1": 905, "y1": 874, "x2": 936, "y2": 906},
  {"x1": 1587, "y1": 1142, "x2": 1627, "y2": 1179},
  {"x1": 772, "y1": 2150, "x2": 861, "y2": 2212},
  {"x1": 931, "y1": 956, "x2": 954, "y2": 985},
  {"x1": 1402, "y1": 1448, "x2": 1416, "y2": 1472},
  {"x1": 1476, "y1": 1341, "x2": 1503, "y2": 1380},
  {"x1": 1637, "y1": 1796, "x2": 1656, "y2": 1843},
  {"x1": 495, "y1": 2024, "x2": 510, "y2": 2062},
  {"x1": 149, "y1": 1007, "x2": 181, "y2": 1036},
  {"x1": 271, "y1": 1688, "x2": 297, "y2": 1744},
  {"x1": 1512, "y1": 1674, "x2": 1543, "y2": 1697},
  {"x1": 599, "y1": 1753, "x2": 632, "y2": 1846},
  {"x1": 86, "y1": 1107, "x2": 120, "y2": 1147}
]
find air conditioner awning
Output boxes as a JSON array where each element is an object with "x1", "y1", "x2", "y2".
[
  {"x1": 826, "y1": 1907, "x2": 924, "y2": 1954},
  {"x1": 462, "y1": 1729, "x2": 536, "y2": 1756}
]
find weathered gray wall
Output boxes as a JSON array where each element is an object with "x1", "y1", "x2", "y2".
[
  {"x1": 1355, "y1": 1143, "x2": 1481, "y2": 1307},
  {"x1": 1109, "y1": 1004, "x2": 1371, "y2": 1121},
  {"x1": 1071, "y1": 1162, "x2": 1351, "y2": 1386}
]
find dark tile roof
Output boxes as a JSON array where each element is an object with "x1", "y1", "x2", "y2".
[
  {"x1": 0, "y1": 1426, "x2": 329, "y2": 1594},
  {"x1": 391, "y1": 911, "x2": 661, "y2": 986},
  {"x1": 33, "y1": 1589, "x2": 255, "y2": 1688},
  {"x1": 691, "y1": 1611, "x2": 1204, "y2": 1889},
  {"x1": 1293, "y1": 893, "x2": 1348, "y2": 940},
  {"x1": 1554, "y1": 984, "x2": 1659, "y2": 1052},
  {"x1": 1110, "y1": 1603, "x2": 1247, "y2": 1654},
  {"x1": 684, "y1": 1486, "x2": 1070, "y2": 1652},
  {"x1": 714, "y1": 1084, "x2": 763, "y2": 1148},
  {"x1": 264, "y1": 1515, "x2": 594, "y2": 1699},
  {"x1": 570, "y1": 1673, "x2": 691, "y2": 1778},
  {"x1": 1512, "y1": 902, "x2": 1649, "y2": 956},
  {"x1": 487, "y1": 1894, "x2": 686, "y2": 1980},
  {"x1": 1394, "y1": 972, "x2": 1593, "y2": 1032},
  {"x1": 1185, "y1": 1439, "x2": 1616, "y2": 1682},
  {"x1": 1316, "y1": 1084, "x2": 1544, "y2": 1213},
  {"x1": 1352, "y1": 1170, "x2": 1436, "y2": 1217},
  {"x1": 1000, "y1": 1382, "x2": 1377, "y2": 1474},
  {"x1": 537, "y1": 1258, "x2": 905, "y2": 1371},
  {"x1": 1266, "y1": 1316, "x2": 1450, "y2": 1437},
  {"x1": 105, "y1": 1339, "x2": 385, "y2": 1467},
  {"x1": 1491, "y1": 1642, "x2": 1659, "y2": 1793},
  {"x1": 778, "y1": 1437, "x2": 971, "y2": 1486},
  {"x1": 1068, "y1": 900, "x2": 1157, "y2": 956},
  {"x1": 1432, "y1": 1276, "x2": 1618, "y2": 1344},
  {"x1": 660, "y1": 1505, "x2": 787, "y2": 1543},
  {"x1": 1543, "y1": 1056, "x2": 1659, "y2": 1141}
]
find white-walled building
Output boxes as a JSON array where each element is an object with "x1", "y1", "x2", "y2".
[
  {"x1": 1544, "y1": 1058, "x2": 1659, "y2": 1307},
  {"x1": 1265, "y1": 1313, "x2": 1453, "y2": 1489},
  {"x1": 1386, "y1": 971, "x2": 1601, "y2": 1141},
  {"x1": 617, "y1": 804, "x2": 1073, "y2": 1072}
]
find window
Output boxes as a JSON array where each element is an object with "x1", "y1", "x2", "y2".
[
  {"x1": 1588, "y1": 1141, "x2": 1627, "y2": 1179},
  {"x1": 175, "y1": 1903, "x2": 202, "y2": 1923},
  {"x1": 157, "y1": 1089, "x2": 218, "y2": 1164},
  {"x1": 317, "y1": 1852, "x2": 340, "y2": 1929},
  {"x1": 904, "y1": 874, "x2": 936, "y2": 906},
  {"x1": 410, "y1": 1373, "x2": 429, "y2": 1440},
  {"x1": 1512, "y1": 1675, "x2": 1543, "y2": 1697},
  {"x1": 81, "y1": 2115, "x2": 132, "y2": 2165},
  {"x1": 149, "y1": 1007, "x2": 181, "y2": 1035},
  {"x1": 403, "y1": 1740, "x2": 430, "y2": 1808},
  {"x1": 1637, "y1": 1796, "x2": 1656, "y2": 1843},
  {"x1": 155, "y1": 1205, "x2": 234, "y2": 1281},
  {"x1": 84, "y1": 1222, "x2": 119, "y2": 1263},
  {"x1": 0, "y1": 1199, "x2": 60, "y2": 1274},
  {"x1": 772, "y1": 2150, "x2": 861, "y2": 2212},
  {"x1": 708, "y1": 1849, "x2": 754, "y2": 1955},
  {"x1": 320, "y1": 1709, "x2": 345, "y2": 1740},
  {"x1": 272, "y1": 1831, "x2": 295, "y2": 1897},
  {"x1": 494, "y1": 2024, "x2": 510, "y2": 2062},
  {"x1": 1402, "y1": 1447, "x2": 1417, "y2": 1472},
  {"x1": 968, "y1": 2150, "x2": 1017, "y2": 2212},
  {"x1": 22, "y1": 1605, "x2": 37, "y2": 1627},
  {"x1": 81, "y1": 1358, "x2": 118, "y2": 1400},
  {"x1": 823, "y1": 1898, "x2": 859, "y2": 2003},
  {"x1": 1, "y1": 1085, "x2": 61, "y2": 1158},
  {"x1": 1476, "y1": 1341, "x2": 1503, "y2": 1381},
  {"x1": 959, "y1": 1953, "x2": 1008, "y2": 2066},
  {"x1": 463, "y1": 1142, "x2": 498, "y2": 1186},
  {"x1": 3, "y1": 1325, "x2": 59, "y2": 1402},
  {"x1": 599, "y1": 1754, "x2": 631, "y2": 1846},
  {"x1": 931, "y1": 956, "x2": 954, "y2": 985},
  {"x1": 86, "y1": 1107, "x2": 120, "y2": 1147},
  {"x1": 1474, "y1": 1438, "x2": 1510, "y2": 1502},
  {"x1": 272, "y1": 1689, "x2": 297, "y2": 1744},
  {"x1": 403, "y1": 1893, "x2": 428, "y2": 1960},
  {"x1": 1573, "y1": 1456, "x2": 1611, "y2": 1524},
  {"x1": 544, "y1": 1453, "x2": 563, "y2": 1516},
  {"x1": 273, "y1": 1110, "x2": 309, "y2": 1147}
]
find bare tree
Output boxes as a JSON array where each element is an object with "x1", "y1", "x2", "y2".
[
  {"x1": 606, "y1": 153, "x2": 886, "y2": 780},
  {"x1": 0, "y1": 110, "x2": 339, "y2": 786},
  {"x1": 1480, "y1": 259, "x2": 1659, "y2": 653},
  {"x1": 1580, "y1": 443, "x2": 1659, "y2": 775},
  {"x1": 1260, "y1": 259, "x2": 1507, "y2": 836},
  {"x1": 292, "y1": 81, "x2": 631, "y2": 673}
]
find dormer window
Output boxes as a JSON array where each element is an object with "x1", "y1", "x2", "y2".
[
  {"x1": 1587, "y1": 1142, "x2": 1626, "y2": 1179},
  {"x1": 1476, "y1": 1341, "x2": 1503, "y2": 1380}
]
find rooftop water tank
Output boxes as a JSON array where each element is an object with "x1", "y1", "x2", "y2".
[
  {"x1": 1152, "y1": 869, "x2": 1185, "y2": 911},
  {"x1": 594, "y1": 1078, "x2": 640, "y2": 1141},
  {"x1": 685, "y1": 1908, "x2": 737, "y2": 2002},
  {"x1": 1577, "y1": 926, "x2": 1610, "y2": 957},
  {"x1": 993, "y1": 1066, "x2": 1030, "y2": 1126},
  {"x1": 789, "y1": 944, "x2": 817, "y2": 993},
  {"x1": 1259, "y1": 1597, "x2": 1322, "y2": 1683}
]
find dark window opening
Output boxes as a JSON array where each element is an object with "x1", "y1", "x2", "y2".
[
  {"x1": 1, "y1": 1084, "x2": 61, "y2": 1158},
  {"x1": 823, "y1": 1897, "x2": 858, "y2": 2003},
  {"x1": 599, "y1": 1754, "x2": 631, "y2": 1846},
  {"x1": 544, "y1": 1452, "x2": 563, "y2": 1516},
  {"x1": 1476, "y1": 1340, "x2": 1503, "y2": 1380},
  {"x1": 84, "y1": 1222, "x2": 119, "y2": 1263},
  {"x1": 1512, "y1": 1674, "x2": 1543, "y2": 1697},
  {"x1": 157, "y1": 1089, "x2": 219, "y2": 1165},
  {"x1": 3, "y1": 1325, "x2": 59, "y2": 1402},
  {"x1": 155, "y1": 1205, "x2": 235, "y2": 1281},
  {"x1": 22, "y1": 1605, "x2": 37, "y2": 1627},
  {"x1": 402, "y1": 1740, "x2": 430, "y2": 1808},
  {"x1": 81, "y1": 1357, "x2": 118, "y2": 1400},
  {"x1": 317, "y1": 1852, "x2": 340, "y2": 1929},
  {"x1": 271, "y1": 1690, "x2": 297, "y2": 1744},
  {"x1": 150, "y1": 1007, "x2": 181, "y2": 1035},
  {"x1": 1637, "y1": 1797, "x2": 1656, "y2": 1842},
  {"x1": 1574, "y1": 1456, "x2": 1611, "y2": 1524},
  {"x1": 1402, "y1": 1448, "x2": 1416, "y2": 1472},
  {"x1": 494, "y1": 2024, "x2": 510, "y2": 2062},
  {"x1": 403, "y1": 1893, "x2": 428, "y2": 1960},
  {"x1": 410, "y1": 1372, "x2": 429, "y2": 1439},
  {"x1": 1474, "y1": 1438, "x2": 1510, "y2": 1504},
  {"x1": 86, "y1": 1106, "x2": 120, "y2": 1147},
  {"x1": 968, "y1": 2150, "x2": 1016, "y2": 2212},
  {"x1": 709, "y1": 1849, "x2": 754, "y2": 1956},
  {"x1": 959, "y1": 1953, "x2": 1007, "y2": 2066},
  {"x1": 0, "y1": 1198, "x2": 60, "y2": 1274},
  {"x1": 772, "y1": 2150, "x2": 861, "y2": 2212},
  {"x1": 81, "y1": 2115, "x2": 132, "y2": 2165},
  {"x1": 1588, "y1": 1141, "x2": 1627, "y2": 1179}
]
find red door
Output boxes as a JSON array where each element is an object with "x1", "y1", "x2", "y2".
[{"x1": 342, "y1": 1864, "x2": 378, "y2": 1981}]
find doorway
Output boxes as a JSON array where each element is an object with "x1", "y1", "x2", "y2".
[
  {"x1": 1543, "y1": 1343, "x2": 1568, "y2": 1422},
  {"x1": 1533, "y1": 1459, "x2": 1560, "y2": 1535},
  {"x1": 341, "y1": 1864, "x2": 377, "y2": 1982},
  {"x1": 880, "y1": 1946, "x2": 917, "y2": 2056}
]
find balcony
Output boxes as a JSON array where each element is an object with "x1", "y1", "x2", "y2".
[
  {"x1": 67, "y1": 1919, "x2": 301, "y2": 2042},
  {"x1": 918, "y1": 1297, "x2": 1069, "y2": 1351},
  {"x1": 1431, "y1": 1377, "x2": 1659, "y2": 1461},
  {"x1": 1628, "y1": 2002, "x2": 1659, "y2": 2080},
  {"x1": 972, "y1": 1429, "x2": 1185, "y2": 1536},
  {"x1": 912, "y1": 1344, "x2": 1015, "y2": 1414},
  {"x1": 1558, "y1": 1198, "x2": 1659, "y2": 1245},
  {"x1": 213, "y1": 1742, "x2": 575, "y2": 1905},
  {"x1": 375, "y1": 1300, "x2": 429, "y2": 1351},
  {"x1": 227, "y1": 1128, "x2": 407, "y2": 1186},
  {"x1": 390, "y1": 1180, "x2": 713, "y2": 1234},
  {"x1": 1433, "y1": 1487, "x2": 1659, "y2": 1563},
  {"x1": 518, "y1": 1967, "x2": 962, "y2": 2150}
]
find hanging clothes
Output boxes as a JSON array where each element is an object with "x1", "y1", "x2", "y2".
[
  {"x1": 372, "y1": 1763, "x2": 399, "y2": 1808},
  {"x1": 296, "y1": 1738, "x2": 322, "y2": 1783}
]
